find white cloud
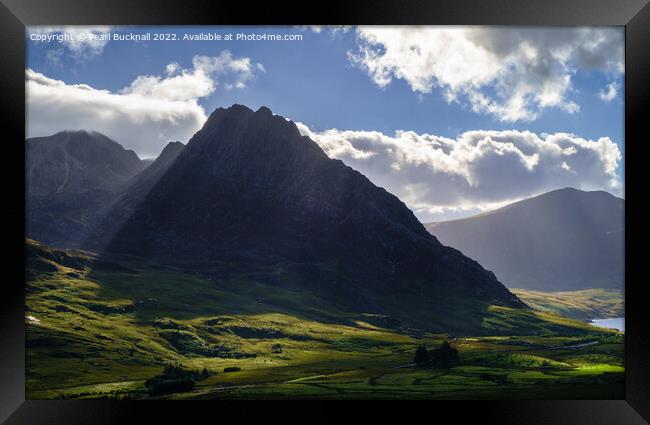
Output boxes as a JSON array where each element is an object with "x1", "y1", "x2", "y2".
[
  {"x1": 165, "y1": 62, "x2": 180, "y2": 75},
  {"x1": 120, "y1": 51, "x2": 261, "y2": 101},
  {"x1": 298, "y1": 25, "x2": 352, "y2": 35},
  {"x1": 297, "y1": 123, "x2": 622, "y2": 221},
  {"x1": 29, "y1": 26, "x2": 113, "y2": 61},
  {"x1": 26, "y1": 50, "x2": 264, "y2": 158},
  {"x1": 598, "y1": 81, "x2": 619, "y2": 102},
  {"x1": 349, "y1": 27, "x2": 623, "y2": 122}
]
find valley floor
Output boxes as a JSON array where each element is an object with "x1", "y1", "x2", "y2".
[{"x1": 25, "y1": 241, "x2": 624, "y2": 400}]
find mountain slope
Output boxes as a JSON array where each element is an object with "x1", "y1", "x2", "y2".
[
  {"x1": 27, "y1": 130, "x2": 144, "y2": 198},
  {"x1": 426, "y1": 188, "x2": 624, "y2": 291},
  {"x1": 26, "y1": 132, "x2": 182, "y2": 249},
  {"x1": 26, "y1": 238, "x2": 621, "y2": 400},
  {"x1": 87, "y1": 141, "x2": 186, "y2": 247},
  {"x1": 512, "y1": 288, "x2": 624, "y2": 321},
  {"x1": 86, "y1": 105, "x2": 523, "y2": 330},
  {"x1": 26, "y1": 131, "x2": 145, "y2": 248}
]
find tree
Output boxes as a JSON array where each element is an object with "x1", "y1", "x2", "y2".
[
  {"x1": 431, "y1": 340, "x2": 459, "y2": 367},
  {"x1": 414, "y1": 344, "x2": 430, "y2": 363}
]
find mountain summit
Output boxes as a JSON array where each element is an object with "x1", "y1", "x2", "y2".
[
  {"x1": 26, "y1": 130, "x2": 147, "y2": 248},
  {"x1": 27, "y1": 130, "x2": 144, "y2": 198},
  {"x1": 91, "y1": 105, "x2": 523, "y2": 325}
]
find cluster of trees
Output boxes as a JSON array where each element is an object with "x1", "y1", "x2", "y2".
[
  {"x1": 223, "y1": 366, "x2": 241, "y2": 373},
  {"x1": 413, "y1": 340, "x2": 459, "y2": 367},
  {"x1": 144, "y1": 364, "x2": 213, "y2": 396}
]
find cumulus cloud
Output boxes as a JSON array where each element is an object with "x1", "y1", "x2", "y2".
[
  {"x1": 29, "y1": 26, "x2": 113, "y2": 61},
  {"x1": 26, "y1": 50, "x2": 264, "y2": 158},
  {"x1": 120, "y1": 51, "x2": 263, "y2": 101},
  {"x1": 297, "y1": 123, "x2": 622, "y2": 221},
  {"x1": 598, "y1": 81, "x2": 619, "y2": 102},
  {"x1": 349, "y1": 27, "x2": 624, "y2": 122}
]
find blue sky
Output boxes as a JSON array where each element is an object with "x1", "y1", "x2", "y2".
[{"x1": 26, "y1": 26, "x2": 625, "y2": 221}]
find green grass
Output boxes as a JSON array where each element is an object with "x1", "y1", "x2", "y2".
[
  {"x1": 25, "y1": 239, "x2": 624, "y2": 400},
  {"x1": 512, "y1": 288, "x2": 623, "y2": 321}
]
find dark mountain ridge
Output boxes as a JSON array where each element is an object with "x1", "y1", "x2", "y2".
[
  {"x1": 91, "y1": 105, "x2": 522, "y2": 313},
  {"x1": 26, "y1": 105, "x2": 527, "y2": 333}
]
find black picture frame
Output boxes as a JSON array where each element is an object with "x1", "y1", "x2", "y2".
[{"x1": 1, "y1": 0, "x2": 648, "y2": 423}]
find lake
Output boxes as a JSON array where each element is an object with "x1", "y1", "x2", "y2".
[{"x1": 590, "y1": 317, "x2": 624, "y2": 332}]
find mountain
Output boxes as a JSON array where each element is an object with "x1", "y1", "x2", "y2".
[
  {"x1": 27, "y1": 130, "x2": 144, "y2": 198},
  {"x1": 129, "y1": 141, "x2": 184, "y2": 188},
  {"x1": 26, "y1": 131, "x2": 183, "y2": 249},
  {"x1": 426, "y1": 188, "x2": 624, "y2": 291},
  {"x1": 26, "y1": 131, "x2": 145, "y2": 248},
  {"x1": 141, "y1": 158, "x2": 156, "y2": 168},
  {"x1": 91, "y1": 140, "x2": 186, "y2": 242},
  {"x1": 85, "y1": 104, "x2": 523, "y2": 330}
]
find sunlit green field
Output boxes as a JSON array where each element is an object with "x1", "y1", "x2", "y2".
[
  {"x1": 26, "y1": 240, "x2": 624, "y2": 400},
  {"x1": 512, "y1": 288, "x2": 624, "y2": 321}
]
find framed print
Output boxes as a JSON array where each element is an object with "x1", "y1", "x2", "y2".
[{"x1": 0, "y1": 0, "x2": 649, "y2": 423}]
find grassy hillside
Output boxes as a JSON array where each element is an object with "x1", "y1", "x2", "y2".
[
  {"x1": 26, "y1": 239, "x2": 623, "y2": 399},
  {"x1": 512, "y1": 288, "x2": 624, "y2": 321}
]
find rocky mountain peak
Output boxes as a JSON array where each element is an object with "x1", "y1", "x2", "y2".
[{"x1": 93, "y1": 104, "x2": 523, "y2": 313}]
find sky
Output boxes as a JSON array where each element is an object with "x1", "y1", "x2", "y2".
[{"x1": 26, "y1": 26, "x2": 625, "y2": 222}]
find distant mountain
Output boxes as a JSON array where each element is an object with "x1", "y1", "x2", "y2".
[
  {"x1": 27, "y1": 130, "x2": 144, "y2": 198},
  {"x1": 93, "y1": 141, "x2": 186, "y2": 241},
  {"x1": 84, "y1": 105, "x2": 524, "y2": 330},
  {"x1": 130, "y1": 141, "x2": 184, "y2": 188},
  {"x1": 26, "y1": 131, "x2": 183, "y2": 249},
  {"x1": 426, "y1": 188, "x2": 624, "y2": 291},
  {"x1": 141, "y1": 158, "x2": 156, "y2": 168}
]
